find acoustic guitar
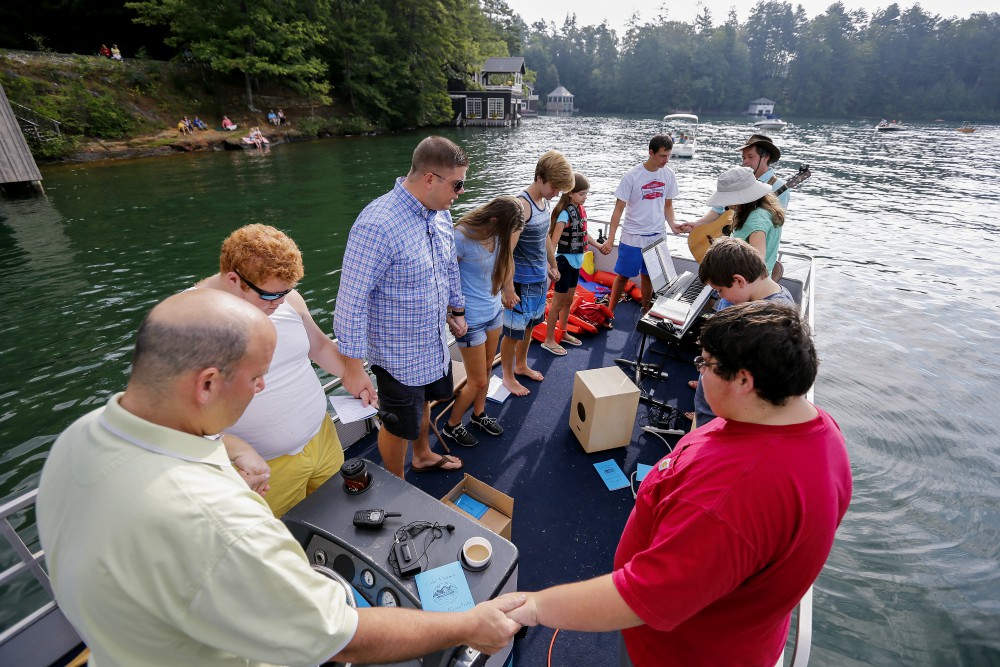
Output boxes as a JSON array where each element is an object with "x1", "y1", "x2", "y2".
[{"x1": 687, "y1": 165, "x2": 811, "y2": 263}]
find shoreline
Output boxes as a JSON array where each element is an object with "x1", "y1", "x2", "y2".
[{"x1": 50, "y1": 125, "x2": 307, "y2": 164}]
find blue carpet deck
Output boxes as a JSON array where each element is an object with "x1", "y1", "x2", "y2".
[{"x1": 342, "y1": 300, "x2": 703, "y2": 665}]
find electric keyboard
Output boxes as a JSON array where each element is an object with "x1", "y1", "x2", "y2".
[{"x1": 648, "y1": 272, "x2": 706, "y2": 324}]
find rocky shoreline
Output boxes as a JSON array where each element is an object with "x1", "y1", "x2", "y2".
[{"x1": 59, "y1": 126, "x2": 305, "y2": 164}]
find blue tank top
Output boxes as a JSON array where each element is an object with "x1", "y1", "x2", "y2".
[{"x1": 513, "y1": 190, "x2": 549, "y2": 284}]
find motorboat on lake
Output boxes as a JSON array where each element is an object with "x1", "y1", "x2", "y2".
[
  {"x1": 957, "y1": 122, "x2": 976, "y2": 134},
  {"x1": 0, "y1": 223, "x2": 818, "y2": 667},
  {"x1": 754, "y1": 116, "x2": 788, "y2": 131},
  {"x1": 875, "y1": 119, "x2": 906, "y2": 131},
  {"x1": 662, "y1": 113, "x2": 699, "y2": 157}
]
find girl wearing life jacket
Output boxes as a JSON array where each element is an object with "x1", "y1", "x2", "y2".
[{"x1": 541, "y1": 172, "x2": 601, "y2": 355}]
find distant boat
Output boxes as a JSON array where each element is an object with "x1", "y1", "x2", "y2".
[
  {"x1": 875, "y1": 120, "x2": 906, "y2": 132},
  {"x1": 663, "y1": 113, "x2": 698, "y2": 158},
  {"x1": 754, "y1": 117, "x2": 787, "y2": 131},
  {"x1": 956, "y1": 122, "x2": 976, "y2": 134}
]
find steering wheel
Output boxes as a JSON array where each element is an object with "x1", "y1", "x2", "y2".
[{"x1": 312, "y1": 563, "x2": 357, "y2": 667}]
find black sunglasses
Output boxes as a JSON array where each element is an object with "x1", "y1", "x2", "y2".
[
  {"x1": 233, "y1": 269, "x2": 293, "y2": 301},
  {"x1": 430, "y1": 172, "x2": 465, "y2": 193}
]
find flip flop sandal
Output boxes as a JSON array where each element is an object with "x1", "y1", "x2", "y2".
[
  {"x1": 411, "y1": 454, "x2": 463, "y2": 473},
  {"x1": 540, "y1": 343, "x2": 568, "y2": 356},
  {"x1": 561, "y1": 333, "x2": 582, "y2": 346}
]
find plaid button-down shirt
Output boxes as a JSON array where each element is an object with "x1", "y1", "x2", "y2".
[{"x1": 334, "y1": 178, "x2": 464, "y2": 386}]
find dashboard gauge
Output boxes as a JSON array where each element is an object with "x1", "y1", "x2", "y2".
[
  {"x1": 377, "y1": 588, "x2": 399, "y2": 607},
  {"x1": 360, "y1": 569, "x2": 375, "y2": 588}
]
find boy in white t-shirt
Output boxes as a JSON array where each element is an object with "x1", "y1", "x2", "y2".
[{"x1": 599, "y1": 135, "x2": 680, "y2": 315}]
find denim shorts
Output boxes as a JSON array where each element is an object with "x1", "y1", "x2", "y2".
[
  {"x1": 502, "y1": 281, "x2": 547, "y2": 340},
  {"x1": 455, "y1": 308, "x2": 502, "y2": 348},
  {"x1": 370, "y1": 365, "x2": 454, "y2": 440},
  {"x1": 614, "y1": 242, "x2": 649, "y2": 277},
  {"x1": 553, "y1": 255, "x2": 580, "y2": 293}
]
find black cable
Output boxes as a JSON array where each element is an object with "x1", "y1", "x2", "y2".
[{"x1": 386, "y1": 521, "x2": 452, "y2": 576}]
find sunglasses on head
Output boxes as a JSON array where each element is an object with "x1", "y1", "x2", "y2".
[{"x1": 233, "y1": 269, "x2": 293, "y2": 301}]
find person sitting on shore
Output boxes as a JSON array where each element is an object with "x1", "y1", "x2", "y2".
[
  {"x1": 99, "y1": 44, "x2": 111, "y2": 58},
  {"x1": 195, "y1": 224, "x2": 377, "y2": 517},
  {"x1": 268, "y1": 110, "x2": 279, "y2": 126},
  {"x1": 192, "y1": 116, "x2": 209, "y2": 130},
  {"x1": 110, "y1": 44, "x2": 122, "y2": 61},
  {"x1": 221, "y1": 115, "x2": 237, "y2": 131},
  {"x1": 277, "y1": 109, "x2": 287, "y2": 126},
  {"x1": 177, "y1": 119, "x2": 191, "y2": 135}
]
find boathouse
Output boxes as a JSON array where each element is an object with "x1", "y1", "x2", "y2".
[
  {"x1": 747, "y1": 97, "x2": 775, "y2": 117},
  {"x1": 0, "y1": 83, "x2": 44, "y2": 195},
  {"x1": 546, "y1": 86, "x2": 574, "y2": 115},
  {"x1": 448, "y1": 57, "x2": 525, "y2": 127}
]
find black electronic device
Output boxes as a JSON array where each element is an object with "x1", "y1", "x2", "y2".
[
  {"x1": 353, "y1": 509, "x2": 401, "y2": 529},
  {"x1": 392, "y1": 537, "x2": 423, "y2": 577}
]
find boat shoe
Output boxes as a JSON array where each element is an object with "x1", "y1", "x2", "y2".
[{"x1": 442, "y1": 422, "x2": 478, "y2": 447}]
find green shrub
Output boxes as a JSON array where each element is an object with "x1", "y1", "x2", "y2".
[{"x1": 84, "y1": 96, "x2": 135, "y2": 138}]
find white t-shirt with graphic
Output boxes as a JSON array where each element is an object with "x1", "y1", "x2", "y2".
[{"x1": 614, "y1": 162, "x2": 679, "y2": 236}]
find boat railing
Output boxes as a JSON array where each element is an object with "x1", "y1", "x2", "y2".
[{"x1": 0, "y1": 489, "x2": 83, "y2": 666}]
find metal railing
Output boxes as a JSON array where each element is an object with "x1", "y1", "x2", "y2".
[{"x1": 9, "y1": 102, "x2": 61, "y2": 137}]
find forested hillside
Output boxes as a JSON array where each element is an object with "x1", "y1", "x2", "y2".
[{"x1": 2, "y1": 0, "x2": 997, "y2": 148}]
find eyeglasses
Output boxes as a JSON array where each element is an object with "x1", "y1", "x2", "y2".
[
  {"x1": 233, "y1": 269, "x2": 293, "y2": 301},
  {"x1": 430, "y1": 172, "x2": 465, "y2": 193},
  {"x1": 693, "y1": 355, "x2": 722, "y2": 372}
]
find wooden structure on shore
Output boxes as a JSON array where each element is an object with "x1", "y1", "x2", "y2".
[{"x1": 0, "y1": 83, "x2": 43, "y2": 195}]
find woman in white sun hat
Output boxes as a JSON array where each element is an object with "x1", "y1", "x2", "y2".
[{"x1": 706, "y1": 166, "x2": 785, "y2": 276}]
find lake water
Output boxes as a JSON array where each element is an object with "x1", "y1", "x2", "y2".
[{"x1": 2, "y1": 115, "x2": 999, "y2": 665}]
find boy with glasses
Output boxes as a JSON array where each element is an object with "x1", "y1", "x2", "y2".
[{"x1": 505, "y1": 302, "x2": 852, "y2": 667}]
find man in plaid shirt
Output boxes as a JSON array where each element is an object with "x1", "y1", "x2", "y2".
[{"x1": 335, "y1": 136, "x2": 469, "y2": 477}]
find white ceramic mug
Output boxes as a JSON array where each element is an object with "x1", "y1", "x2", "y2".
[{"x1": 461, "y1": 536, "x2": 493, "y2": 570}]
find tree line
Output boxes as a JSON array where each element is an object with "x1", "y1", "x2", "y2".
[
  {"x1": 526, "y1": 2, "x2": 999, "y2": 119},
  {"x1": 2, "y1": 0, "x2": 997, "y2": 127}
]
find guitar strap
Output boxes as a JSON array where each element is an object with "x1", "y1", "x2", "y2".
[{"x1": 767, "y1": 175, "x2": 778, "y2": 186}]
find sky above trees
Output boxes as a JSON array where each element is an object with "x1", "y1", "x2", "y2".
[{"x1": 506, "y1": 0, "x2": 995, "y2": 34}]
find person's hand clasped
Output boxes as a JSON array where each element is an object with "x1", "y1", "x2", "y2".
[
  {"x1": 465, "y1": 594, "x2": 526, "y2": 654},
  {"x1": 501, "y1": 284, "x2": 520, "y2": 310},
  {"x1": 547, "y1": 265, "x2": 560, "y2": 282},
  {"x1": 599, "y1": 239, "x2": 613, "y2": 255},
  {"x1": 233, "y1": 452, "x2": 271, "y2": 497},
  {"x1": 447, "y1": 313, "x2": 468, "y2": 338}
]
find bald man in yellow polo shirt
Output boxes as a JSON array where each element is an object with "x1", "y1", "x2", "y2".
[{"x1": 36, "y1": 289, "x2": 523, "y2": 666}]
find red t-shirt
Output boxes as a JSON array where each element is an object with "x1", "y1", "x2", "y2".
[{"x1": 612, "y1": 407, "x2": 852, "y2": 666}]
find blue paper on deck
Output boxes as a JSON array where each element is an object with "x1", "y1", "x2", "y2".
[
  {"x1": 454, "y1": 493, "x2": 489, "y2": 519},
  {"x1": 594, "y1": 459, "x2": 630, "y2": 491},
  {"x1": 636, "y1": 463, "x2": 653, "y2": 482},
  {"x1": 415, "y1": 561, "x2": 475, "y2": 612}
]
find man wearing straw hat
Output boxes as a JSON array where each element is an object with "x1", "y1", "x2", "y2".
[{"x1": 680, "y1": 133, "x2": 789, "y2": 234}]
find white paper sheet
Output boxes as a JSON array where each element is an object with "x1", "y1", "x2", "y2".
[{"x1": 329, "y1": 395, "x2": 378, "y2": 423}]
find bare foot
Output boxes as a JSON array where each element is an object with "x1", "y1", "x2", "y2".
[
  {"x1": 514, "y1": 365, "x2": 544, "y2": 382},
  {"x1": 502, "y1": 376, "x2": 530, "y2": 396}
]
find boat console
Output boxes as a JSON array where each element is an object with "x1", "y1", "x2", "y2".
[{"x1": 283, "y1": 460, "x2": 518, "y2": 667}]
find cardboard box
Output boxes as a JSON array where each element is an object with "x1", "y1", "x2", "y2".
[
  {"x1": 569, "y1": 366, "x2": 640, "y2": 453},
  {"x1": 442, "y1": 474, "x2": 514, "y2": 540}
]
